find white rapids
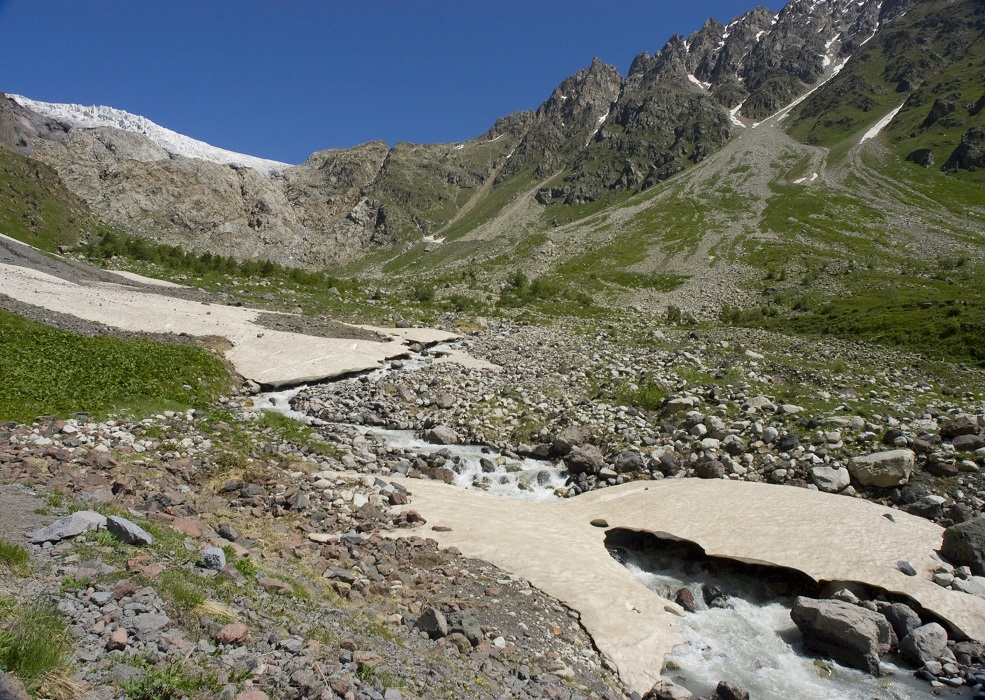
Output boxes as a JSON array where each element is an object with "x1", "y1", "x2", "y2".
[{"x1": 612, "y1": 546, "x2": 973, "y2": 700}]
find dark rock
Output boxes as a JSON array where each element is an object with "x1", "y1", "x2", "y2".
[
  {"x1": 941, "y1": 416, "x2": 980, "y2": 439},
  {"x1": 952, "y1": 434, "x2": 985, "y2": 451},
  {"x1": 882, "y1": 602, "x2": 922, "y2": 641},
  {"x1": 906, "y1": 149, "x2": 935, "y2": 167},
  {"x1": 657, "y1": 453, "x2": 680, "y2": 476},
  {"x1": 896, "y1": 560, "x2": 917, "y2": 576},
  {"x1": 614, "y1": 450, "x2": 643, "y2": 473},
  {"x1": 695, "y1": 459, "x2": 726, "y2": 479},
  {"x1": 778, "y1": 434, "x2": 800, "y2": 452},
  {"x1": 675, "y1": 588, "x2": 697, "y2": 613},
  {"x1": 564, "y1": 444, "x2": 605, "y2": 475},
  {"x1": 415, "y1": 606, "x2": 449, "y2": 639},
  {"x1": 945, "y1": 128, "x2": 985, "y2": 171},
  {"x1": 942, "y1": 517, "x2": 985, "y2": 575},
  {"x1": 790, "y1": 597, "x2": 892, "y2": 674},
  {"x1": 590, "y1": 518, "x2": 609, "y2": 528},
  {"x1": 552, "y1": 425, "x2": 590, "y2": 456},
  {"x1": 446, "y1": 610, "x2": 483, "y2": 646},
  {"x1": 713, "y1": 681, "x2": 750, "y2": 700}
]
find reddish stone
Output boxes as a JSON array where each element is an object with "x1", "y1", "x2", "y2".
[
  {"x1": 215, "y1": 623, "x2": 250, "y2": 645},
  {"x1": 171, "y1": 518, "x2": 205, "y2": 538},
  {"x1": 127, "y1": 555, "x2": 164, "y2": 577},
  {"x1": 107, "y1": 627, "x2": 128, "y2": 651},
  {"x1": 112, "y1": 580, "x2": 138, "y2": 600}
]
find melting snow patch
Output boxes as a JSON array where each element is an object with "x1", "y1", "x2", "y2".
[
  {"x1": 687, "y1": 74, "x2": 711, "y2": 90},
  {"x1": 860, "y1": 102, "x2": 906, "y2": 143},
  {"x1": 453, "y1": 144, "x2": 465, "y2": 151}
]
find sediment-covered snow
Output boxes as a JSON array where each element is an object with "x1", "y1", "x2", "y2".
[{"x1": 9, "y1": 94, "x2": 290, "y2": 176}]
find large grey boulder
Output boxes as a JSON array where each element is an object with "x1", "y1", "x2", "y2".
[
  {"x1": 106, "y1": 516, "x2": 154, "y2": 546},
  {"x1": 881, "y1": 602, "x2": 922, "y2": 641},
  {"x1": 848, "y1": 449, "x2": 914, "y2": 487},
  {"x1": 425, "y1": 425, "x2": 460, "y2": 445},
  {"x1": 790, "y1": 597, "x2": 892, "y2": 674},
  {"x1": 28, "y1": 510, "x2": 107, "y2": 543},
  {"x1": 942, "y1": 517, "x2": 985, "y2": 576},
  {"x1": 810, "y1": 466, "x2": 850, "y2": 493},
  {"x1": 564, "y1": 444, "x2": 605, "y2": 475},
  {"x1": 899, "y1": 623, "x2": 948, "y2": 666}
]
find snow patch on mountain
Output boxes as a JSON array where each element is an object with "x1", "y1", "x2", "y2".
[{"x1": 9, "y1": 94, "x2": 291, "y2": 176}]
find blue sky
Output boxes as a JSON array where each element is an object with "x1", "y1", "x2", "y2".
[{"x1": 0, "y1": 1, "x2": 783, "y2": 164}]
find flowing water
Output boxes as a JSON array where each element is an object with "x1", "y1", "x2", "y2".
[
  {"x1": 611, "y1": 546, "x2": 973, "y2": 700},
  {"x1": 255, "y1": 342, "x2": 974, "y2": 698}
]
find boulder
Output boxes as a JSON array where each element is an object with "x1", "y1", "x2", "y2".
[
  {"x1": 882, "y1": 603, "x2": 922, "y2": 640},
  {"x1": 202, "y1": 546, "x2": 227, "y2": 571},
  {"x1": 810, "y1": 466, "x2": 850, "y2": 493},
  {"x1": 28, "y1": 510, "x2": 107, "y2": 543},
  {"x1": 942, "y1": 517, "x2": 985, "y2": 575},
  {"x1": 425, "y1": 425, "x2": 460, "y2": 445},
  {"x1": 216, "y1": 623, "x2": 250, "y2": 645},
  {"x1": 848, "y1": 450, "x2": 914, "y2": 487},
  {"x1": 614, "y1": 450, "x2": 643, "y2": 473},
  {"x1": 941, "y1": 416, "x2": 979, "y2": 439},
  {"x1": 951, "y1": 434, "x2": 985, "y2": 452},
  {"x1": 564, "y1": 444, "x2": 605, "y2": 475},
  {"x1": 415, "y1": 606, "x2": 449, "y2": 639},
  {"x1": 106, "y1": 516, "x2": 154, "y2": 546},
  {"x1": 643, "y1": 678, "x2": 693, "y2": 700},
  {"x1": 695, "y1": 460, "x2": 726, "y2": 479},
  {"x1": 899, "y1": 623, "x2": 948, "y2": 666},
  {"x1": 552, "y1": 425, "x2": 590, "y2": 456},
  {"x1": 713, "y1": 682, "x2": 750, "y2": 700},
  {"x1": 790, "y1": 597, "x2": 892, "y2": 674}
]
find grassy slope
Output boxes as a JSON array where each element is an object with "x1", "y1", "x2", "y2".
[
  {"x1": 0, "y1": 145, "x2": 94, "y2": 251},
  {"x1": 0, "y1": 310, "x2": 232, "y2": 422}
]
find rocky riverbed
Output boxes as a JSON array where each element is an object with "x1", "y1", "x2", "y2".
[{"x1": 4, "y1": 316, "x2": 985, "y2": 699}]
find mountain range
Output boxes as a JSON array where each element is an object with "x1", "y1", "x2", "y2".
[{"x1": 1, "y1": 0, "x2": 984, "y2": 333}]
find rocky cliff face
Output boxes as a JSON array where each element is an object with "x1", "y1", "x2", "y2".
[{"x1": 0, "y1": 0, "x2": 949, "y2": 269}]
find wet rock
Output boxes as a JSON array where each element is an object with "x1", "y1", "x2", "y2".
[
  {"x1": 643, "y1": 677, "x2": 693, "y2": 700},
  {"x1": 713, "y1": 681, "x2": 750, "y2": 700},
  {"x1": 675, "y1": 588, "x2": 697, "y2": 613},
  {"x1": 942, "y1": 517, "x2": 985, "y2": 575},
  {"x1": 426, "y1": 425, "x2": 460, "y2": 445},
  {"x1": 790, "y1": 597, "x2": 892, "y2": 674},
  {"x1": 848, "y1": 449, "x2": 914, "y2": 488}
]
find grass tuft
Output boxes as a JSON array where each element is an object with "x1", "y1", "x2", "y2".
[
  {"x1": 0, "y1": 540, "x2": 30, "y2": 574},
  {"x1": 0, "y1": 601, "x2": 76, "y2": 698}
]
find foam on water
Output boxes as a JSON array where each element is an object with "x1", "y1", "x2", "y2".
[
  {"x1": 613, "y1": 547, "x2": 973, "y2": 700},
  {"x1": 357, "y1": 426, "x2": 569, "y2": 502}
]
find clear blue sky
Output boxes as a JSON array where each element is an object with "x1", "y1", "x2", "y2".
[{"x1": 0, "y1": 1, "x2": 783, "y2": 164}]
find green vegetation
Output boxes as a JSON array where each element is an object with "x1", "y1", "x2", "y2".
[
  {"x1": 497, "y1": 270, "x2": 593, "y2": 310},
  {"x1": 0, "y1": 600, "x2": 75, "y2": 699},
  {"x1": 0, "y1": 309, "x2": 232, "y2": 422},
  {"x1": 0, "y1": 146, "x2": 93, "y2": 252},
  {"x1": 122, "y1": 660, "x2": 220, "y2": 700},
  {"x1": 0, "y1": 540, "x2": 30, "y2": 574},
  {"x1": 611, "y1": 376, "x2": 669, "y2": 411}
]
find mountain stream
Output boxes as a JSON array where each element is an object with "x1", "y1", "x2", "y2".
[{"x1": 254, "y1": 341, "x2": 973, "y2": 699}]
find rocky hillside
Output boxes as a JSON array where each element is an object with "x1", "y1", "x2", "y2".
[{"x1": 5, "y1": 0, "x2": 972, "y2": 271}]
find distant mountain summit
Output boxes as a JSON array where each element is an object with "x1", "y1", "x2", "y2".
[{"x1": 1, "y1": 0, "x2": 979, "y2": 280}]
